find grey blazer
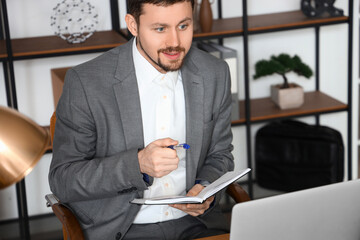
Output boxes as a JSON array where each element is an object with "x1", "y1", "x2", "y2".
[{"x1": 49, "y1": 38, "x2": 234, "y2": 240}]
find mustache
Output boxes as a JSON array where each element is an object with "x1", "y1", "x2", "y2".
[{"x1": 158, "y1": 46, "x2": 185, "y2": 54}]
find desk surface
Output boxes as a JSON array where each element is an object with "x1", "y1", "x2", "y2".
[{"x1": 195, "y1": 233, "x2": 230, "y2": 240}]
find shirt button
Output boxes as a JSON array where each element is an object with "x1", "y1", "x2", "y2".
[
  {"x1": 163, "y1": 95, "x2": 167, "y2": 99},
  {"x1": 161, "y1": 76, "x2": 165, "y2": 80},
  {"x1": 165, "y1": 211, "x2": 169, "y2": 216},
  {"x1": 161, "y1": 126, "x2": 165, "y2": 131},
  {"x1": 164, "y1": 183, "x2": 169, "y2": 187}
]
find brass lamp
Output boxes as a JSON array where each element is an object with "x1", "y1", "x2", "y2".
[
  {"x1": 0, "y1": 106, "x2": 51, "y2": 189},
  {"x1": 0, "y1": 105, "x2": 51, "y2": 240}
]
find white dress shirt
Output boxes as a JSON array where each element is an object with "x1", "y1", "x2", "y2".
[{"x1": 132, "y1": 39, "x2": 188, "y2": 223}]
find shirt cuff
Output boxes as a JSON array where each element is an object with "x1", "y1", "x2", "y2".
[
  {"x1": 143, "y1": 173, "x2": 150, "y2": 184},
  {"x1": 195, "y1": 179, "x2": 211, "y2": 187}
]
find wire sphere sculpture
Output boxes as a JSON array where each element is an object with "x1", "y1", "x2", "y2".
[{"x1": 50, "y1": 0, "x2": 98, "y2": 44}]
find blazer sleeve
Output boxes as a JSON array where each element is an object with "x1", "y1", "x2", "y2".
[{"x1": 48, "y1": 68, "x2": 148, "y2": 203}]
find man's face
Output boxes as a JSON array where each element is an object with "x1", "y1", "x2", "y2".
[{"x1": 131, "y1": 2, "x2": 193, "y2": 73}]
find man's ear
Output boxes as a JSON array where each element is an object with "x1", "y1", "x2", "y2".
[{"x1": 125, "y1": 14, "x2": 138, "y2": 37}]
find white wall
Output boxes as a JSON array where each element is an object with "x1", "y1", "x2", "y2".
[{"x1": 0, "y1": 0, "x2": 358, "y2": 221}]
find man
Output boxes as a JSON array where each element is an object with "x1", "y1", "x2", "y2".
[{"x1": 49, "y1": 0, "x2": 234, "y2": 239}]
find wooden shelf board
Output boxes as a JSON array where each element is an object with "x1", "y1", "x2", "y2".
[
  {"x1": 194, "y1": 17, "x2": 244, "y2": 38},
  {"x1": 194, "y1": 10, "x2": 348, "y2": 38},
  {"x1": 231, "y1": 91, "x2": 347, "y2": 125},
  {"x1": 0, "y1": 40, "x2": 7, "y2": 58},
  {"x1": 2, "y1": 11, "x2": 348, "y2": 58},
  {"x1": 247, "y1": 10, "x2": 348, "y2": 33},
  {"x1": 120, "y1": 11, "x2": 348, "y2": 40},
  {"x1": 11, "y1": 30, "x2": 127, "y2": 58}
]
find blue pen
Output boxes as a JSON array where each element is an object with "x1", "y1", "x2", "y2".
[{"x1": 167, "y1": 143, "x2": 190, "y2": 150}]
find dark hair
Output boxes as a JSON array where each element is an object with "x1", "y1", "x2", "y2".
[{"x1": 128, "y1": 0, "x2": 195, "y2": 23}]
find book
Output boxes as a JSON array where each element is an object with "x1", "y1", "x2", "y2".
[
  {"x1": 196, "y1": 41, "x2": 238, "y2": 95},
  {"x1": 130, "y1": 168, "x2": 251, "y2": 205},
  {"x1": 196, "y1": 41, "x2": 240, "y2": 120}
]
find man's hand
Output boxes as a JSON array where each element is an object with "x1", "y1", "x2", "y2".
[
  {"x1": 138, "y1": 138, "x2": 179, "y2": 178},
  {"x1": 170, "y1": 184, "x2": 214, "y2": 216}
]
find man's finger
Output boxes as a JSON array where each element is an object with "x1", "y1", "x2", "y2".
[{"x1": 186, "y1": 184, "x2": 204, "y2": 196}]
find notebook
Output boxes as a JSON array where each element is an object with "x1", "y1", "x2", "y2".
[
  {"x1": 131, "y1": 168, "x2": 251, "y2": 205},
  {"x1": 230, "y1": 179, "x2": 360, "y2": 240}
]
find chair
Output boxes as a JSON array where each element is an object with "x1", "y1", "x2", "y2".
[{"x1": 46, "y1": 112, "x2": 250, "y2": 240}]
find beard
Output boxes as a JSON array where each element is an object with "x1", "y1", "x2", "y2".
[
  {"x1": 138, "y1": 37, "x2": 186, "y2": 72},
  {"x1": 157, "y1": 46, "x2": 186, "y2": 72}
]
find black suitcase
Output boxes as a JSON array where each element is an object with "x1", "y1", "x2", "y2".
[{"x1": 255, "y1": 120, "x2": 344, "y2": 192}]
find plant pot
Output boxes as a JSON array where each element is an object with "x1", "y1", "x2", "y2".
[{"x1": 270, "y1": 83, "x2": 304, "y2": 110}]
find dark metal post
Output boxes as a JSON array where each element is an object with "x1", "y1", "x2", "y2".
[
  {"x1": 16, "y1": 180, "x2": 31, "y2": 240},
  {"x1": 217, "y1": 0, "x2": 223, "y2": 45},
  {"x1": 315, "y1": 26, "x2": 320, "y2": 91},
  {"x1": 315, "y1": 26, "x2": 320, "y2": 125},
  {"x1": 242, "y1": 0, "x2": 253, "y2": 198},
  {"x1": 110, "y1": 0, "x2": 120, "y2": 32},
  {"x1": 2, "y1": 0, "x2": 17, "y2": 109},
  {"x1": 1, "y1": 0, "x2": 30, "y2": 239},
  {"x1": 217, "y1": 0, "x2": 222, "y2": 19},
  {"x1": 347, "y1": 0, "x2": 353, "y2": 180}
]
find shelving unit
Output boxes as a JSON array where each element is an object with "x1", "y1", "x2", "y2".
[
  {"x1": 176, "y1": 0, "x2": 354, "y2": 198},
  {"x1": 0, "y1": 0, "x2": 355, "y2": 238},
  {"x1": 237, "y1": 0, "x2": 353, "y2": 198}
]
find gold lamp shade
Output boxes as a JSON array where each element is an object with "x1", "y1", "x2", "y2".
[{"x1": 0, "y1": 106, "x2": 51, "y2": 189}]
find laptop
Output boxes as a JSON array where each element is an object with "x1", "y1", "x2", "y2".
[{"x1": 230, "y1": 179, "x2": 360, "y2": 240}]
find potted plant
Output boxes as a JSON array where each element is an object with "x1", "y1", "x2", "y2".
[{"x1": 253, "y1": 53, "x2": 313, "y2": 110}]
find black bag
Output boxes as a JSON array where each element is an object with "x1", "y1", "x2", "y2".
[{"x1": 255, "y1": 120, "x2": 344, "y2": 192}]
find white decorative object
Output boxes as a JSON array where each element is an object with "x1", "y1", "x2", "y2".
[{"x1": 50, "y1": 0, "x2": 98, "y2": 44}]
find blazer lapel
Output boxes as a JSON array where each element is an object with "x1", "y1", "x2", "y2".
[
  {"x1": 113, "y1": 39, "x2": 144, "y2": 151},
  {"x1": 182, "y1": 56, "x2": 204, "y2": 190}
]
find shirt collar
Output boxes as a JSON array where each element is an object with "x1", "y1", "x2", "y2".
[{"x1": 132, "y1": 38, "x2": 180, "y2": 87}]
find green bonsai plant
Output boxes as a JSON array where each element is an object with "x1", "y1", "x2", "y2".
[{"x1": 253, "y1": 53, "x2": 313, "y2": 88}]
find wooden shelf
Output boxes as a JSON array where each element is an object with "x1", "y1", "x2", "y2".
[
  {"x1": 4, "y1": 11, "x2": 346, "y2": 59},
  {"x1": 10, "y1": 30, "x2": 127, "y2": 59},
  {"x1": 194, "y1": 10, "x2": 348, "y2": 38},
  {"x1": 0, "y1": 40, "x2": 7, "y2": 59},
  {"x1": 231, "y1": 91, "x2": 347, "y2": 125},
  {"x1": 246, "y1": 10, "x2": 348, "y2": 33},
  {"x1": 119, "y1": 11, "x2": 348, "y2": 40}
]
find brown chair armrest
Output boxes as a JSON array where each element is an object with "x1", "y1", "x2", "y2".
[
  {"x1": 46, "y1": 194, "x2": 85, "y2": 240},
  {"x1": 226, "y1": 182, "x2": 251, "y2": 203}
]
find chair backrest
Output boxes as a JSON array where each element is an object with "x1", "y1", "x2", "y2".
[
  {"x1": 47, "y1": 112, "x2": 250, "y2": 240},
  {"x1": 50, "y1": 111, "x2": 57, "y2": 144}
]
